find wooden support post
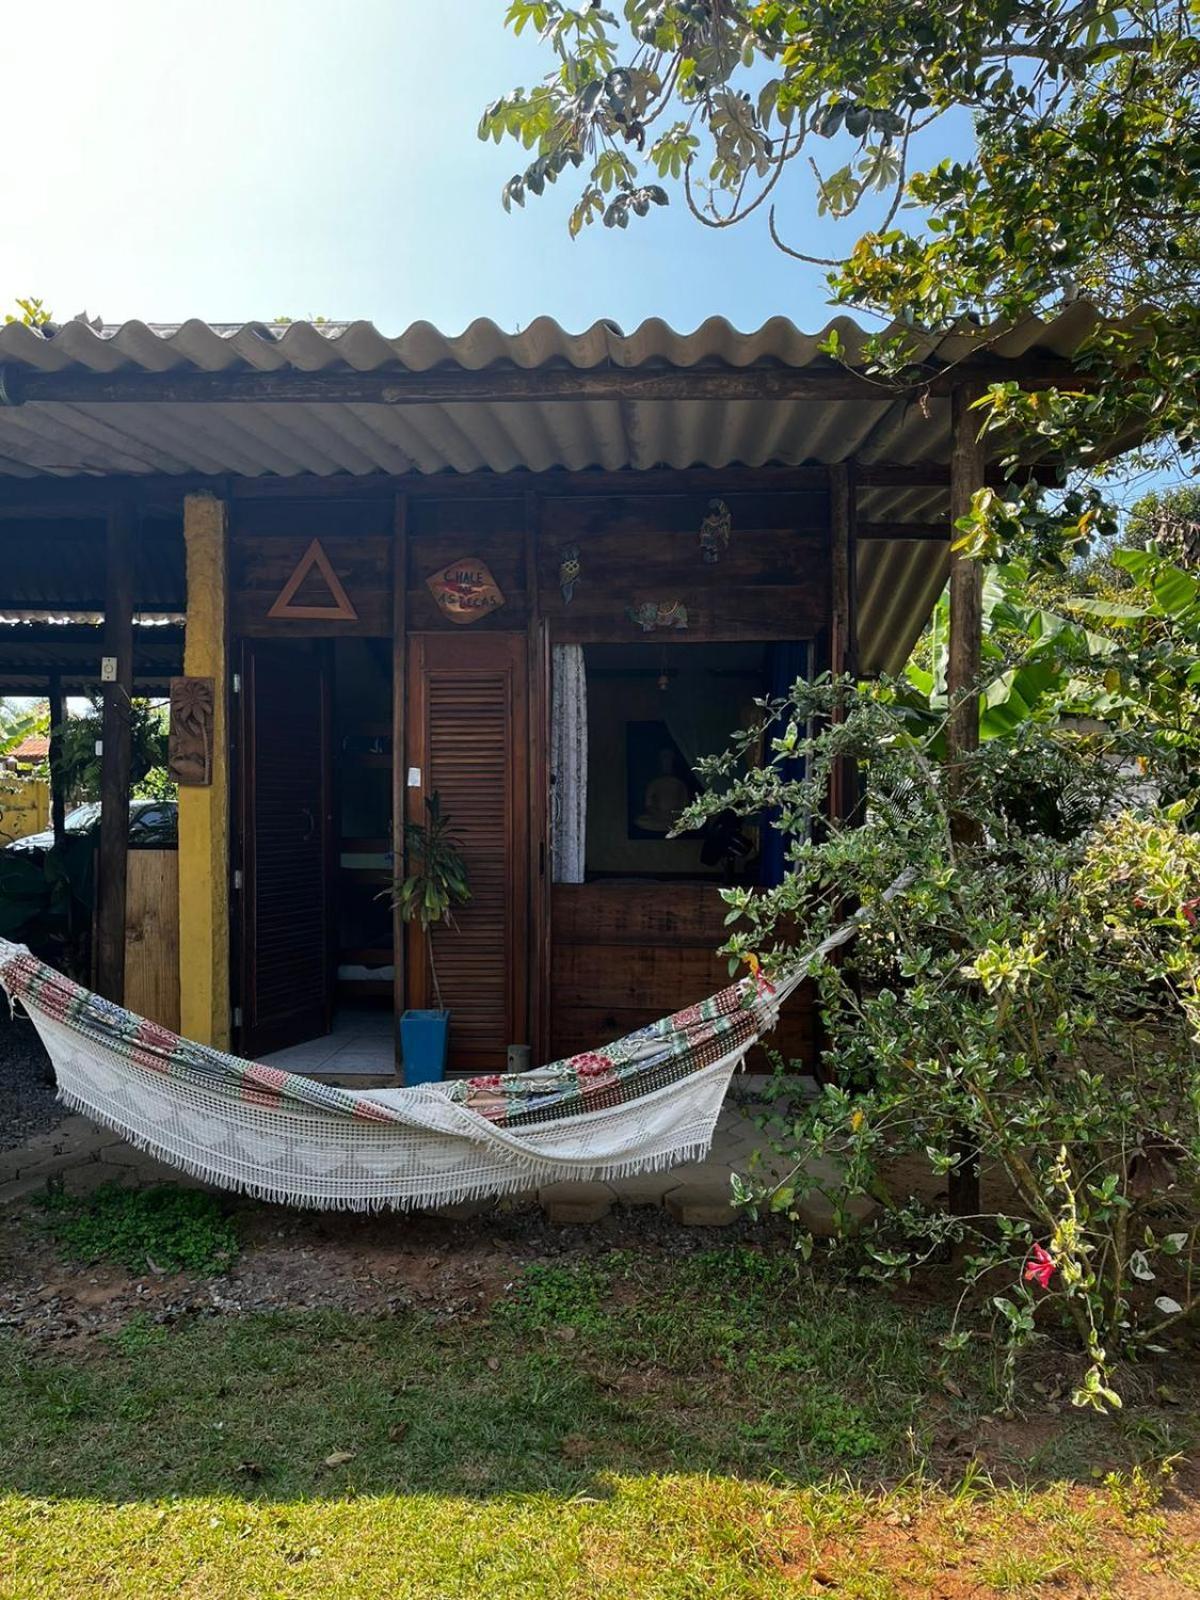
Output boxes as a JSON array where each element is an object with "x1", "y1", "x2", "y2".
[
  {"x1": 95, "y1": 500, "x2": 135, "y2": 1002},
  {"x1": 392, "y1": 493, "x2": 408, "y2": 1082},
  {"x1": 178, "y1": 493, "x2": 231, "y2": 1049},
  {"x1": 524, "y1": 491, "x2": 550, "y2": 1064},
  {"x1": 946, "y1": 387, "x2": 985, "y2": 1218},
  {"x1": 947, "y1": 388, "x2": 985, "y2": 831},
  {"x1": 828, "y1": 462, "x2": 859, "y2": 821},
  {"x1": 47, "y1": 671, "x2": 66, "y2": 851}
]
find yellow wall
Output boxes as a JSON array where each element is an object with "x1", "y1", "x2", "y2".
[
  {"x1": 0, "y1": 776, "x2": 49, "y2": 845},
  {"x1": 178, "y1": 493, "x2": 231, "y2": 1049}
]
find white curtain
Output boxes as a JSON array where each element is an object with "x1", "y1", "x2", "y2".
[{"x1": 550, "y1": 644, "x2": 588, "y2": 884}]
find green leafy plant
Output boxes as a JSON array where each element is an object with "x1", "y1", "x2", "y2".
[
  {"x1": 49, "y1": 695, "x2": 174, "y2": 803},
  {"x1": 37, "y1": 1182, "x2": 240, "y2": 1274},
  {"x1": 4, "y1": 297, "x2": 51, "y2": 328},
  {"x1": 686, "y1": 678, "x2": 1200, "y2": 1410},
  {"x1": 386, "y1": 793, "x2": 470, "y2": 1011}
]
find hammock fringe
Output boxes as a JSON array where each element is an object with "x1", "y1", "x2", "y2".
[{"x1": 54, "y1": 1080, "x2": 724, "y2": 1212}]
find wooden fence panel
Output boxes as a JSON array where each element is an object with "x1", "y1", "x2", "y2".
[{"x1": 125, "y1": 850, "x2": 180, "y2": 1032}]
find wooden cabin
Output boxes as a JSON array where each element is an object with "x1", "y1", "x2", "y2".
[{"x1": 0, "y1": 311, "x2": 1097, "y2": 1080}]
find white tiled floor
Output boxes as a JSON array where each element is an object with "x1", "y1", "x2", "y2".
[{"x1": 261, "y1": 1007, "x2": 396, "y2": 1079}]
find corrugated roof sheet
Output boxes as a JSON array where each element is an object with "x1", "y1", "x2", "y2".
[
  {"x1": 0, "y1": 308, "x2": 1119, "y2": 672},
  {"x1": 0, "y1": 303, "x2": 1114, "y2": 375},
  {"x1": 0, "y1": 305, "x2": 1112, "y2": 482}
]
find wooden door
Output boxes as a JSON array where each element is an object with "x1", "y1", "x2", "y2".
[
  {"x1": 238, "y1": 640, "x2": 333, "y2": 1057},
  {"x1": 406, "y1": 633, "x2": 528, "y2": 1074}
]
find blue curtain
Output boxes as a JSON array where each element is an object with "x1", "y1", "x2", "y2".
[{"x1": 759, "y1": 642, "x2": 809, "y2": 887}]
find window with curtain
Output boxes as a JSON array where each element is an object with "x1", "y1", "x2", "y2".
[{"x1": 555, "y1": 640, "x2": 807, "y2": 885}]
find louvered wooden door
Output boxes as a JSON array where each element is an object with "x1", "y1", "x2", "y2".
[
  {"x1": 238, "y1": 640, "x2": 334, "y2": 1058},
  {"x1": 406, "y1": 634, "x2": 529, "y2": 1074}
]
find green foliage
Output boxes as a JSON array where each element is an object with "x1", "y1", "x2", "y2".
[
  {"x1": 480, "y1": 1, "x2": 1200, "y2": 553},
  {"x1": 686, "y1": 676, "x2": 1200, "y2": 1409},
  {"x1": 389, "y1": 793, "x2": 470, "y2": 933},
  {"x1": 386, "y1": 792, "x2": 470, "y2": 1012},
  {"x1": 51, "y1": 696, "x2": 174, "y2": 803},
  {"x1": 3, "y1": 298, "x2": 51, "y2": 328},
  {"x1": 36, "y1": 1183, "x2": 239, "y2": 1275},
  {"x1": 0, "y1": 835, "x2": 95, "y2": 973}
]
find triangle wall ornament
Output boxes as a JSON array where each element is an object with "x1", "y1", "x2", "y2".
[{"x1": 267, "y1": 539, "x2": 359, "y2": 621}]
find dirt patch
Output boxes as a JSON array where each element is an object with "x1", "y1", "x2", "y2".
[
  {"x1": 0, "y1": 1191, "x2": 779, "y2": 1349},
  {"x1": 787, "y1": 1471, "x2": 1200, "y2": 1598}
]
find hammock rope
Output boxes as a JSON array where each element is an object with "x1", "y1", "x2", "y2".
[{"x1": 0, "y1": 890, "x2": 890, "y2": 1211}]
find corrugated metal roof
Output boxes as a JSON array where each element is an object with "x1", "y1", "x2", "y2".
[
  {"x1": 0, "y1": 307, "x2": 1119, "y2": 672},
  {"x1": 0, "y1": 305, "x2": 1111, "y2": 483},
  {"x1": 0, "y1": 304, "x2": 1113, "y2": 375}
]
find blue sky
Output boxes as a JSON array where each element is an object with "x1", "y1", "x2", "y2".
[{"x1": 4, "y1": 0, "x2": 912, "y2": 335}]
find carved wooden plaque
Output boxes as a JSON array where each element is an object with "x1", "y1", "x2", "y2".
[{"x1": 168, "y1": 676, "x2": 215, "y2": 787}]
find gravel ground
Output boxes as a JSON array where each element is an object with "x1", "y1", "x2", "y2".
[{"x1": 0, "y1": 1008, "x2": 61, "y2": 1151}]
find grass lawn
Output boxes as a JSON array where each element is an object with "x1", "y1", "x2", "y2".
[{"x1": 1, "y1": 1215, "x2": 1198, "y2": 1597}]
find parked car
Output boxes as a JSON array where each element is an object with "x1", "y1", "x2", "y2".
[{"x1": 4, "y1": 799, "x2": 178, "y2": 856}]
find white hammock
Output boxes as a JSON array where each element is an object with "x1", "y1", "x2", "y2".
[{"x1": 0, "y1": 899, "x2": 876, "y2": 1211}]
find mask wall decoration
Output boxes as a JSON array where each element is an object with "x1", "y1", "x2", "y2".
[
  {"x1": 698, "y1": 499, "x2": 732, "y2": 564},
  {"x1": 558, "y1": 543, "x2": 581, "y2": 604},
  {"x1": 627, "y1": 600, "x2": 690, "y2": 633},
  {"x1": 426, "y1": 557, "x2": 506, "y2": 624}
]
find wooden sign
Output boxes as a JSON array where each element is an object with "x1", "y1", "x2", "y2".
[
  {"x1": 426, "y1": 557, "x2": 505, "y2": 624},
  {"x1": 267, "y1": 538, "x2": 358, "y2": 621},
  {"x1": 168, "y1": 676, "x2": 215, "y2": 787}
]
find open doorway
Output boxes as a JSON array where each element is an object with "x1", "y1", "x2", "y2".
[{"x1": 237, "y1": 638, "x2": 394, "y2": 1072}]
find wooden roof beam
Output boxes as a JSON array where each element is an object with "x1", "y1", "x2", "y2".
[
  {"x1": 0, "y1": 356, "x2": 1096, "y2": 408},
  {"x1": 0, "y1": 459, "x2": 1065, "y2": 513}
]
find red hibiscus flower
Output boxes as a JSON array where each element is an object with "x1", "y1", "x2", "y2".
[
  {"x1": 1023, "y1": 1243, "x2": 1056, "y2": 1290},
  {"x1": 1182, "y1": 898, "x2": 1200, "y2": 926}
]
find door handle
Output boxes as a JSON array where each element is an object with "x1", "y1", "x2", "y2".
[{"x1": 299, "y1": 806, "x2": 315, "y2": 843}]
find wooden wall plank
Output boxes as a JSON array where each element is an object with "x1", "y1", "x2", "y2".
[
  {"x1": 125, "y1": 849, "x2": 180, "y2": 1031},
  {"x1": 550, "y1": 884, "x2": 815, "y2": 1068},
  {"x1": 546, "y1": 490, "x2": 829, "y2": 539},
  {"x1": 537, "y1": 525, "x2": 827, "y2": 591},
  {"x1": 547, "y1": 586, "x2": 826, "y2": 644},
  {"x1": 231, "y1": 533, "x2": 392, "y2": 636}
]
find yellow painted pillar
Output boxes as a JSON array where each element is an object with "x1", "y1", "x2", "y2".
[{"x1": 178, "y1": 493, "x2": 231, "y2": 1048}]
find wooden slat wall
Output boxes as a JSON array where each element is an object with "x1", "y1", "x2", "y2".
[
  {"x1": 540, "y1": 491, "x2": 829, "y2": 644},
  {"x1": 551, "y1": 884, "x2": 816, "y2": 1069},
  {"x1": 125, "y1": 850, "x2": 180, "y2": 1032},
  {"x1": 231, "y1": 528, "x2": 392, "y2": 637}
]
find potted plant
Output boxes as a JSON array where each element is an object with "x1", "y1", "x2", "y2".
[{"x1": 388, "y1": 793, "x2": 470, "y2": 1084}]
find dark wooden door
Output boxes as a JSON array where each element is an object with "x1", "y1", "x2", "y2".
[
  {"x1": 406, "y1": 633, "x2": 529, "y2": 1075},
  {"x1": 239, "y1": 640, "x2": 333, "y2": 1057}
]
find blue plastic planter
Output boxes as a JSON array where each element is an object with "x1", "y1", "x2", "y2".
[{"x1": 400, "y1": 1009, "x2": 449, "y2": 1085}]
